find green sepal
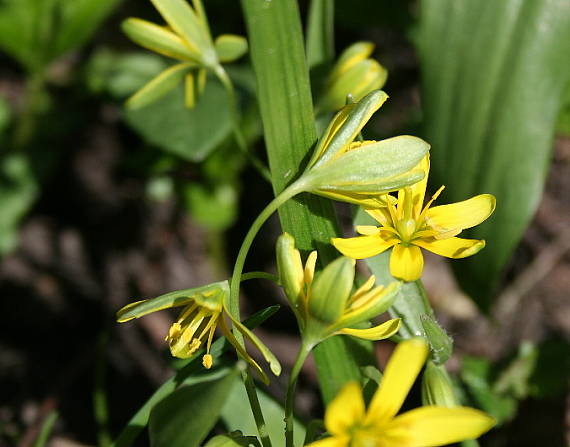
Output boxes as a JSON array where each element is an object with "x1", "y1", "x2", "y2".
[
  {"x1": 308, "y1": 257, "x2": 354, "y2": 324},
  {"x1": 122, "y1": 18, "x2": 198, "y2": 61},
  {"x1": 331, "y1": 281, "x2": 401, "y2": 330},
  {"x1": 149, "y1": 0, "x2": 212, "y2": 61},
  {"x1": 307, "y1": 89, "x2": 388, "y2": 169},
  {"x1": 302, "y1": 135, "x2": 429, "y2": 193},
  {"x1": 215, "y1": 34, "x2": 248, "y2": 62},
  {"x1": 331, "y1": 42, "x2": 375, "y2": 78},
  {"x1": 126, "y1": 62, "x2": 195, "y2": 110},
  {"x1": 116, "y1": 280, "x2": 228, "y2": 322}
]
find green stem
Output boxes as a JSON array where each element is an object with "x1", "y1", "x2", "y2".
[
  {"x1": 241, "y1": 271, "x2": 280, "y2": 284},
  {"x1": 215, "y1": 65, "x2": 272, "y2": 182},
  {"x1": 227, "y1": 181, "x2": 304, "y2": 447},
  {"x1": 229, "y1": 181, "x2": 304, "y2": 319},
  {"x1": 242, "y1": 370, "x2": 272, "y2": 447},
  {"x1": 285, "y1": 343, "x2": 312, "y2": 447}
]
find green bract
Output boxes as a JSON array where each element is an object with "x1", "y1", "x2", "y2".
[
  {"x1": 122, "y1": 0, "x2": 247, "y2": 109},
  {"x1": 296, "y1": 90, "x2": 430, "y2": 209}
]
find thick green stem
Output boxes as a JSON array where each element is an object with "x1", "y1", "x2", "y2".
[
  {"x1": 285, "y1": 343, "x2": 312, "y2": 447},
  {"x1": 215, "y1": 66, "x2": 272, "y2": 182}
]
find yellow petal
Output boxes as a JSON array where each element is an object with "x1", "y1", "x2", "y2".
[
  {"x1": 380, "y1": 406, "x2": 496, "y2": 447},
  {"x1": 355, "y1": 225, "x2": 380, "y2": 236},
  {"x1": 389, "y1": 245, "x2": 424, "y2": 281},
  {"x1": 325, "y1": 382, "x2": 365, "y2": 436},
  {"x1": 332, "y1": 235, "x2": 397, "y2": 259},
  {"x1": 366, "y1": 207, "x2": 392, "y2": 227},
  {"x1": 425, "y1": 193, "x2": 496, "y2": 233},
  {"x1": 414, "y1": 237, "x2": 485, "y2": 259},
  {"x1": 313, "y1": 189, "x2": 394, "y2": 208},
  {"x1": 337, "y1": 319, "x2": 400, "y2": 340},
  {"x1": 366, "y1": 338, "x2": 428, "y2": 427}
]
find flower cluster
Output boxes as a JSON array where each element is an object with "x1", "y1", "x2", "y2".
[{"x1": 122, "y1": 0, "x2": 247, "y2": 109}]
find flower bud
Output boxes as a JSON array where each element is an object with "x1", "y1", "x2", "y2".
[
  {"x1": 318, "y1": 42, "x2": 387, "y2": 113},
  {"x1": 309, "y1": 257, "x2": 355, "y2": 324},
  {"x1": 276, "y1": 232, "x2": 305, "y2": 307},
  {"x1": 421, "y1": 314, "x2": 453, "y2": 365},
  {"x1": 421, "y1": 361, "x2": 458, "y2": 407}
]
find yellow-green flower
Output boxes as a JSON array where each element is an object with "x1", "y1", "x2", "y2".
[
  {"x1": 276, "y1": 233, "x2": 401, "y2": 347},
  {"x1": 116, "y1": 281, "x2": 280, "y2": 384},
  {"x1": 298, "y1": 90, "x2": 430, "y2": 209},
  {"x1": 307, "y1": 338, "x2": 495, "y2": 447},
  {"x1": 122, "y1": 0, "x2": 247, "y2": 109},
  {"x1": 332, "y1": 155, "x2": 496, "y2": 281},
  {"x1": 317, "y1": 42, "x2": 388, "y2": 113}
]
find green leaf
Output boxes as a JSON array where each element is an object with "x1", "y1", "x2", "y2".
[
  {"x1": 0, "y1": 153, "x2": 39, "y2": 255},
  {"x1": 183, "y1": 182, "x2": 238, "y2": 230},
  {"x1": 0, "y1": 95, "x2": 11, "y2": 136},
  {"x1": 460, "y1": 356, "x2": 517, "y2": 425},
  {"x1": 417, "y1": 0, "x2": 570, "y2": 308},
  {"x1": 32, "y1": 410, "x2": 58, "y2": 447},
  {"x1": 112, "y1": 305, "x2": 279, "y2": 447},
  {"x1": 241, "y1": 0, "x2": 374, "y2": 404},
  {"x1": 306, "y1": 0, "x2": 334, "y2": 72},
  {"x1": 149, "y1": 367, "x2": 238, "y2": 447},
  {"x1": 51, "y1": 0, "x2": 120, "y2": 59},
  {"x1": 221, "y1": 378, "x2": 306, "y2": 447},
  {"x1": 125, "y1": 77, "x2": 231, "y2": 162}
]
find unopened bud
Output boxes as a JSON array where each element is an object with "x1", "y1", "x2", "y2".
[{"x1": 422, "y1": 361, "x2": 458, "y2": 407}]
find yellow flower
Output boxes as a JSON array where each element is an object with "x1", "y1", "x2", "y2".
[
  {"x1": 332, "y1": 155, "x2": 496, "y2": 281},
  {"x1": 307, "y1": 338, "x2": 495, "y2": 447},
  {"x1": 116, "y1": 281, "x2": 280, "y2": 384},
  {"x1": 122, "y1": 0, "x2": 247, "y2": 109},
  {"x1": 276, "y1": 233, "x2": 401, "y2": 347}
]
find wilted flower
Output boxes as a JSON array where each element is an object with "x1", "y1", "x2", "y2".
[
  {"x1": 276, "y1": 232, "x2": 401, "y2": 347},
  {"x1": 317, "y1": 42, "x2": 388, "y2": 113},
  {"x1": 116, "y1": 281, "x2": 280, "y2": 383},
  {"x1": 332, "y1": 155, "x2": 496, "y2": 281},
  {"x1": 306, "y1": 338, "x2": 495, "y2": 447},
  {"x1": 122, "y1": 0, "x2": 247, "y2": 109}
]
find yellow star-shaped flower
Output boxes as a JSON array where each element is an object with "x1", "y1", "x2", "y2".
[
  {"x1": 307, "y1": 338, "x2": 495, "y2": 447},
  {"x1": 116, "y1": 281, "x2": 280, "y2": 384},
  {"x1": 332, "y1": 155, "x2": 496, "y2": 281}
]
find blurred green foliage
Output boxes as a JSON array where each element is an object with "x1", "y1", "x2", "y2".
[{"x1": 417, "y1": 0, "x2": 570, "y2": 309}]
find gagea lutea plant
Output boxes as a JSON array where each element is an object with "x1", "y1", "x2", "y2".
[{"x1": 114, "y1": 1, "x2": 497, "y2": 446}]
